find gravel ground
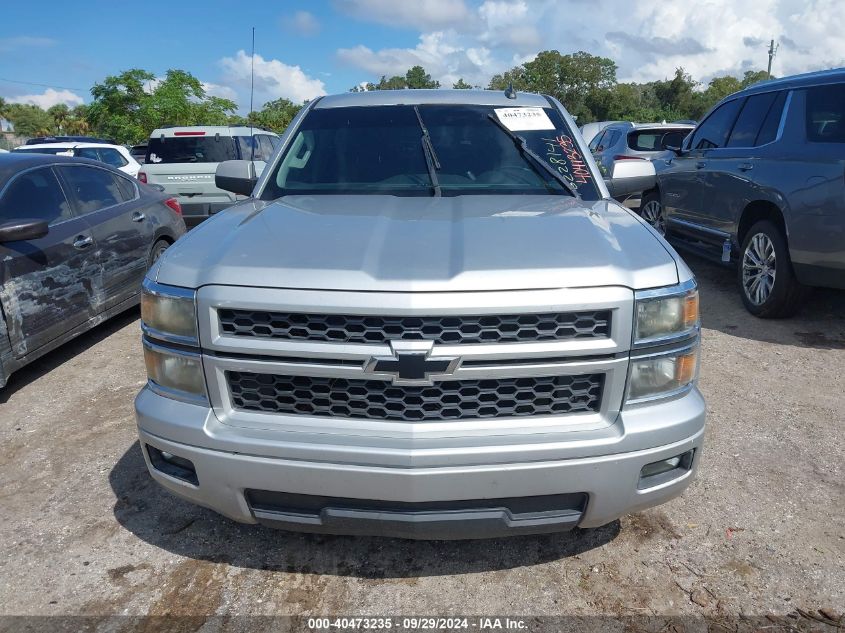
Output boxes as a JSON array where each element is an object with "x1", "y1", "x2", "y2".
[{"x1": 0, "y1": 255, "x2": 843, "y2": 631}]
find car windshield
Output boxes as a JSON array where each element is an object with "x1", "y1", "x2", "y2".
[
  {"x1": 261, "y1": 104, "x2": 599, "y2": 199},
  {"x1": 146, "y1": 136, "x2": 238, "y2": 163}
]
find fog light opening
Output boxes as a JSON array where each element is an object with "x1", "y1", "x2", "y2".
[
  {"x1": 638, "y1": 450, "x2": 694, "y2": 489},
  {"x1": 146, "y1": 444, "x2": 199, "y2": 486}
]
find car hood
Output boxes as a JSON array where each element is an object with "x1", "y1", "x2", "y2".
[{"x1": 156, "y1": 195, "x2": 679, "y2": 292}]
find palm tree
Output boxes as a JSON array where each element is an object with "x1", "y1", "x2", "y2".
[{"x1": 47, "y1": 103, "x2": 71, "y2": 134}]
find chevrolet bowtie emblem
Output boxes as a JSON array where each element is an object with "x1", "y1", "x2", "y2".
[{"x1": 365, "y1": 341, "x2": 459, "y2": 386}]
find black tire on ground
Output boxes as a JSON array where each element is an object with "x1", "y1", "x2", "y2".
[
  {"x1": 148, "y1": 238, "x2": 171, "y2": 269},
  {"x1": 639, "y1": 190, "x2": 665, "y2": 235},
  {"x1": 737, "y1": 220, "x2": 808, "y2": 318}
]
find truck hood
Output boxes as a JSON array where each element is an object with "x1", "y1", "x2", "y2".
[{"x1": 156, "y1": 195, "x2": 679, "y2": 292}]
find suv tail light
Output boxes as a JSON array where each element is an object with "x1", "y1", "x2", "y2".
[
  {"x1": 614, "y1": 155, "x2": 647, "y2": 161},
  {"x1": 164, "y1": 198, "x2": 182, "y2": 215},
  {"x1": 138, "y1": 171, "x2": 147, "y2": 183}
]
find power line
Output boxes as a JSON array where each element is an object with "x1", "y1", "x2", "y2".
[{"x1": 0, "y1": 77, "x2": 85, "y2": 92}]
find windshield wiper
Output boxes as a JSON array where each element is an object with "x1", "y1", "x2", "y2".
[
  {"x1": 414, "y1": 106, "x2": 441, "y2": 197},
  {"x1": 486, "y1": 113, "x2": 581, "y2": 200}
]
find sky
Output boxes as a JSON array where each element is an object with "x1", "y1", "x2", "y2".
[{"x1": 1, "y1": 0, "x2": 844, "y2": 113}]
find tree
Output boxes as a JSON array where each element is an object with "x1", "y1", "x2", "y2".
[
  {"x1": 702, "y1": 75, "x2": 742, "y2": 105},
  {"x1": 86, "y1": 68, "x2": 155, "y2": 143},
  {"x1": 377, "y1": 75, "x2": 408, "y2": 90},
  {"x1": 47, "y1": 104, "x2": 71, "y2": 133},
  {"x1": 247, "y1": 98, "x2": 304, "y2": 133},
  {"x1": 350, "y1": 65, "x2": 441, "y2": 91},
  {"x1": 650, "y1": 68, "x2": 706, "y2": 119},
  {"x1": 86, "y1": 68, "x2": 237, "y2": 143},
  {"x1": 405, "y1": 65, "x2": 439, "y2": 89},
  {"x1": 741, "y1": 70, "x2": 771, "y2": 89},
  {"x1": 452, "y1": 78, "x2": 473, "y2": 89},
  {"x1": 488, "y1": 65, "x2": 529, "y2": 91},
  {"x1": 3, "y1": 103, "x2": 55, "y2": 137},
  {"x1": 488, "y1": 51, "x2": 616, "y2": 121}
]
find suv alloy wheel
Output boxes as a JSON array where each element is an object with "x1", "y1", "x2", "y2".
[
  {"x1": 738, "y1": 220, "x2": 807, "y2": 318},
  {"x1": 640, "y1": 191, "x2": 665, "y2": 235}
]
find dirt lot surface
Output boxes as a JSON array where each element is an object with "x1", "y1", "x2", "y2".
[{"x1": 1, "y1": 255, "x2": 843, "y2": 630}]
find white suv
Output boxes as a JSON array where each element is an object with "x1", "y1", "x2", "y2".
[
  {"x1": 138, "y1": 126, "x2": 280, "y2": 226},
  {"x1": 12, "y1": 142, "x2": 141, "y2": 177}
]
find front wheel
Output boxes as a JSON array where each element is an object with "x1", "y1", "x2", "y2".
[
  {"x1": 737, "y1": 220, "x2": 807, "y2": 318},
  {"x1": 639, "y1": 191, "x2": 665, "y2": 235}
]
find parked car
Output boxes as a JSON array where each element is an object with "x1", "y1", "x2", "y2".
[
  {"x1": 0, "y1": 153, "x2": 186, "y2": 387},
  {"x1": 138, "y1": 126, "x2": 280, "y2": 226},
  {"x1": 130, "y1": 144, "x2": 148, "y2": 164},
  {"x1": 12, "y1": 142, "x2": 142, "y2": 178},
  {"x1": 24, "y1": 135, "x2": 115, "y2": 145},
  {"x1": 591, "y1": 122, "x2": 694, "y2": 205},
  {"x1": 640, "y1": 68, "x2": 845, "y2": 317},
  {"x1": 136, "y1": 89, "x2": 705, "y2": 539},
  {"x1": 579, "y1": 120, "x2": 624, "y2": 145}
]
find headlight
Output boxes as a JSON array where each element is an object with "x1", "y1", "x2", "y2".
[
  {"x1": 627, "y1": 346, "x2": 698, "y2": 402},
  {"x1": 143, "y1": 341, "x2": 207, "y2": 402},
  {"x1": 141, "y1": 279, "x2": 197, "y2": 343},
  {"x1": 634, "y1": 281, "x2": 699, "y2": 344}
]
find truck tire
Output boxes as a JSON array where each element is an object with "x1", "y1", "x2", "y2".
[
  {"x1": 639, "y1": 191, "x2": 665, "y2": 235},
  {"x1": 737, "y1": 220, "x2": 807, "y2": 318}
]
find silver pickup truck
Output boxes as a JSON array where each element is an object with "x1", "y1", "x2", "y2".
[{"x1": 135, "y1": 90, "x2": 704, "y2": 539}]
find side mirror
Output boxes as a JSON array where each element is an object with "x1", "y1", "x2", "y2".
[
  {"x1": 216, "y1": 160, "x2": 257, "y2": 196},
  {"x1": 604, "y1": 159, "x2": 656, "y2": 199},
  {"x1": 0, "y1": 219, "x2": 49, "y2": 242}
]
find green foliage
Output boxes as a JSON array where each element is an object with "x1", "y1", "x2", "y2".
[
  {"x1": 490, "y1": 50, "x2": 617, "y2": 121},
  {"x1": 452, "y1": 78, "x2": 473, "y2": 89},
  {"x1": 86, "y1": 68, "x2": 237, "y2": 143},
  {"x1": 349, "y1": 65, "x2": 440, "y2": 91},
  {"x1": 3, "y1": 103, "x2": 56, "y2": 137},
  {"x1": 405, "y1": 65, "x2": 440, "y2": 89},
  {"x1": 86, "y1": 68, "x2": 155, "y2": 143},
  {"x1": 487, "y1": 52, "x2": 771, "y2": 124},
  {"x1": 246, "y1": 98, "x2": 304, "y2": 133}
]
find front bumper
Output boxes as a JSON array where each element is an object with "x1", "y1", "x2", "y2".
[{"x1": 135, "y1": 386, "x2": 705, "y2": 539}]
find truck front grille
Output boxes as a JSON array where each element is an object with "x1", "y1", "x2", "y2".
[
  {"x1": 217, "y1": 310, "x2": 610, "y2": 345},
  {"x1": 227, "y1": 371, "x2": 604, "y2": 422}
]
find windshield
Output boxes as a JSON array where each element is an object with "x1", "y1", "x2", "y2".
[
  {"x1": 261, "y1": 104, "x2": 599, "y2": 199},
  {"x1": 146, "y1": 136, "x2": 238, "y2": 164}
]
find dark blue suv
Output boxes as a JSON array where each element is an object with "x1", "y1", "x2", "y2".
[{"x1": 642, "y1": 68, "x2": 845, "y2": 317}]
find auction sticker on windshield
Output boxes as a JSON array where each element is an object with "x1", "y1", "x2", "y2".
[{"x1": 494, "y1": 107, "x2": 555, "y2": 131}]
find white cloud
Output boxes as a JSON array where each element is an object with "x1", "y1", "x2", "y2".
[
  {"x1": 218, "y1": 50, "x2": 327, "y2": 105},
  {"x1": 335, "y1": 0, "x2": 845, "y2": 90},
  {"x1": 282, "y1": 10, "x2": 321, "y2": 36},
  {"x1": 334, "y1": 0, "x2": 471, "y2": 30},
  {"x1": 338, "y1": 32, "x2": 497, "y2": 87},
  {"x1": 8, "y1": 88, "x2": 83, "y2": 109},
  {"x1": 201, "y1": 81, "x2": 238, "y2": 101}
]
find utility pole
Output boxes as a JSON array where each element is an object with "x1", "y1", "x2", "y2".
[{"x1": 767, "y1": 39, "x2": 779, "y2": 78}]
